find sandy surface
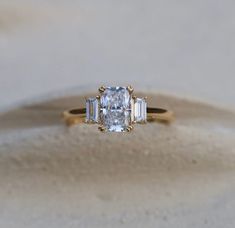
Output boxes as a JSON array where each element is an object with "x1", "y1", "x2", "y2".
[
  {"x1": 1, "y1": 1, "x2": 235, "y2": 227},
  {"x1": 0, "y1": 93, "x2": 235, "y2": 228}
]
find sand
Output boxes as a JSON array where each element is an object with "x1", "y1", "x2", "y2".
[
  {"x1": 0, "y1": 93, "x2": 235, "y2": 228},
  {"x1": 1, "y1": 1, "x2": 235, "y2": 227}
]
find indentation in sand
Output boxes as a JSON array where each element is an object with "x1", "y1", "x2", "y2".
[{"x1": 0, "y1": 93, "x2": 235, "y2": 226}]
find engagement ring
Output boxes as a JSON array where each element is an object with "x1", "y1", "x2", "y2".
[{"x1": 63, "y1": 86, "x2": 174, "y2": 132}]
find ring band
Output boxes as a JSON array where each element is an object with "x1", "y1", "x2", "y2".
[
  {"x1": 63, "y1": 107, "x2": 173, "y2": 125},
  {"x1": 63, "y1": 86, "x2": 174, "y2": 132}
]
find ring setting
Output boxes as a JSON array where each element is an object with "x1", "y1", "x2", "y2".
[{"x1": 63, "y1": 86, "x2": 173, "y2": 132}]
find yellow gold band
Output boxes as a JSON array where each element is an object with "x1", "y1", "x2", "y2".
[{"x1": 63, "y1": 107, "x2": 174, "y2": 126}]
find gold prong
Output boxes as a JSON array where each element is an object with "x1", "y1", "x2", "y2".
[
  {"x1": 99, "y1": 86, "x2": 106, "y2": 93},
  {"x1": 98, "y1": 126, "x2": 106, "y2": 132},
  {"x1": 126, "y1": 125, "x2": 133, "y2": 132},
  {"x1": 96, "y1": 95, "x2": 100, "y2": 99},
  {"x1": 132, "y1": 96, "x2": 137, "y2": 101},
  {"x1": 127, "y1": 85, "x2": 134, "y2": 94}
]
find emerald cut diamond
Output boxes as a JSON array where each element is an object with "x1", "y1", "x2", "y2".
[
  {"x1": 84, "y1": 86, "x2": 149, "y2": 132},
  {"x1": 86, "y1": 98, "x2": 99, "y2": 123},
  {"x1": 100, "y1": 87, "x2": 132, "y2": 132},
  {"x1": 134, "y1": 98, "x2": 147, "y2": 123}
]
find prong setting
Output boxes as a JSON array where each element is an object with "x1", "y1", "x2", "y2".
[
  {"x1": 127, "y1": 85, "x2": 134, "y2": 94},
  {"x1": 99, "y1": 86, "x2": 106, "y2": 93},
  {"x1": 132, "y1": 96, "x2": 137, "y2": 101},
  {"x1": 126, "y1": 125, "x2": 133, "y2": 132},
  {"x1": 98, "y1": 126, "x2": 106, "y2": 132}
]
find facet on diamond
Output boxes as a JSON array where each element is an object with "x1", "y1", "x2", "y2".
[
  {"x1": 134, "y1": 98, "x2": 147, "y2": 123},
  {"x1": 86, "y1": 98, "x2": 99, "y2": 123},
  {"x1": 100, "y1": 87, "x2": 131, "y2": 109},
  {"x1": 100, "y1": 87, "x2": 132, "y2": 132},
  {"x1": 101, "y1": 109, "x2": 131, "y2": 132}
]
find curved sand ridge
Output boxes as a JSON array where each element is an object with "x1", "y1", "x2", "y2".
[{"x1": 0, "y1": 93, "x2": 235, "y2": 227}]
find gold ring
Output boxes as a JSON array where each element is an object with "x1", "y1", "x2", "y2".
[{"x1": 63, "y1": 86, "x2": 174, "y2": 132}]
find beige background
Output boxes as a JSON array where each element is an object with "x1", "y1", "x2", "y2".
[
  {"x1": 0, "y1": 1, "x2": 235, "y2": 228},
  {"x1": 0, "y1": 0, "x2": 235, "y2": 110}
]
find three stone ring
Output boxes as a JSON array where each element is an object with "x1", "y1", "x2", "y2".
[{"x1": 63, "y1": 86, "x2": 174, "y2": 132}]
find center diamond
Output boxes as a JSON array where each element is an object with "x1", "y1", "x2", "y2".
[{"x1": 100, "y1": 87, "x2": 132, "y2": 132}]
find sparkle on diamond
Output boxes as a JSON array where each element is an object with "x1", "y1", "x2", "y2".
[
  {"x1": 86, "y1": 98, "x2": 99, "y2": 123},
  {"x1": 134, "y1": 98, "x2": 147, "y2": 122},
  {"x1": 100, "y1": 87, "x2": 131, "y2": 132}
]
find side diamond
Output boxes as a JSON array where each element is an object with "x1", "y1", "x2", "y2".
[
  {"x1": 86, "y1": 98, "x2": 99, "y2": 123},
  {"x1": 134, "y1": 98, "x2": 147, "y2": 123}
]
